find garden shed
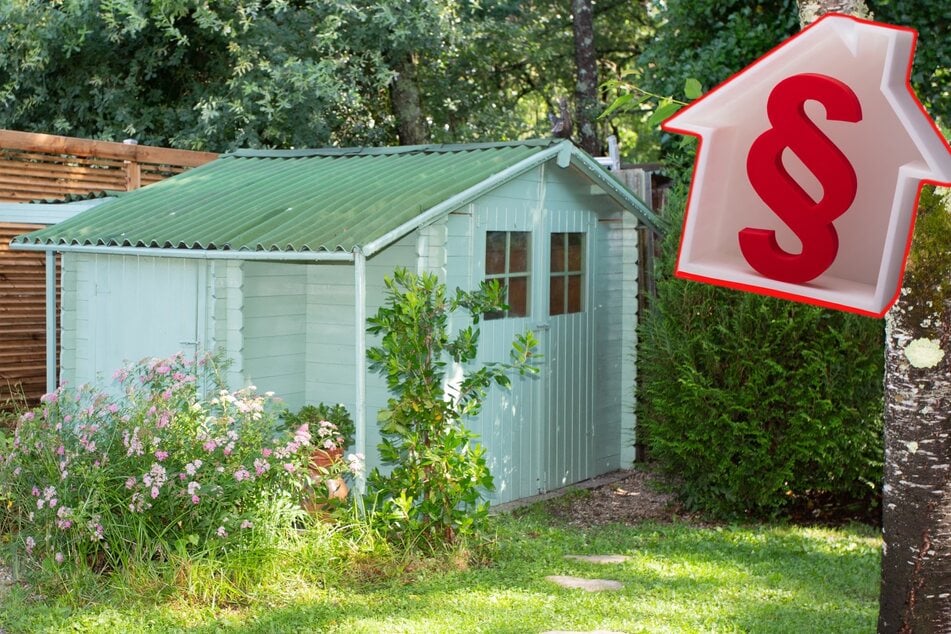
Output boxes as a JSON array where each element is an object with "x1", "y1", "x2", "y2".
[{"x1": 11, "y1": 139, "x2": 661, "y2": 504}]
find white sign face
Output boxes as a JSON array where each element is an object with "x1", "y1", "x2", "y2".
[{"x1": 663, "y1": 13, "x2": 951, "y2": 317}]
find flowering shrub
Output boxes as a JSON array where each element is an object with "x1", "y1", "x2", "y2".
[
  {"x1": 281, "y1": 403, "x2": 355, "y2": 453},
  {"x1": 0, "y1": 353, "x2": 313, "y2": 575},
  {"x1": 282, "y1": 403, "x2": 364, "y2": 511}
]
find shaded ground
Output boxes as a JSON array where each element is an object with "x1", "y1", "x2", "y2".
[{"x1": 543, "y1": 468, "x2": 702, "y2": 527}]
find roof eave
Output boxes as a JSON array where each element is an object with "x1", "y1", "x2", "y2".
[{"x1": 8, "y1": 241, "x2": 357, "y2": 262}]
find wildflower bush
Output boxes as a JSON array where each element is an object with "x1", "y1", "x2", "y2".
[
  {"x1": 0, "y1": 353, "x2": 314, "y2": 578},
  {"x1": 366, "y1": 269, "x2": 537, "y2": 549}
]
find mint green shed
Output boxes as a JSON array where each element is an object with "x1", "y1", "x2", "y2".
[{"x1": 12, "y1": 139, "x2": 660, "y2": 504}]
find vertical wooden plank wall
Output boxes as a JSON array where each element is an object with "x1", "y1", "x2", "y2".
[{"x1": 0, "y1": 130, "x2": 216, "y2": 408}]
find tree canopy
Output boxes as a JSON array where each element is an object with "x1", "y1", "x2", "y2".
[{"x1": 0, "y1": 0, "x2": 652, "y2": 152}]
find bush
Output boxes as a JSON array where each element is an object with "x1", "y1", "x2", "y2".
[
  {"x1": 0, "y1": 353, "x2": 313, "y2": 579},
  {"x1": 638, "y1": 183, "x2": 884, "y2": 519},
  {"x1": 365, "y1": 269, "x2": 537, "y2": 549}
]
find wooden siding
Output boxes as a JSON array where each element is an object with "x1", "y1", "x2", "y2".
[
  {"x1": 0, "y1": 130, "x2": 216, "y2": 406},
  {"x1": 242, "y1": 262, "x2": 307, "y2": 408},
  {"x1": 303, "y1": 235, "x2": 418, "y2": 470},
  {"x1": 59, "y1": 254, "x2": 203, "y2": 390},
  {"x1": 0, "y1": 223, "x2": 56, "y2": 407}
]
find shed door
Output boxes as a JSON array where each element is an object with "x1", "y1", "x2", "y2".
[
  {"x1": 476, "y1": 208, "x2": 596, "y2": 500},
  {"x1": 90, "y1": 256, "x2": 203, "y2": 383}
]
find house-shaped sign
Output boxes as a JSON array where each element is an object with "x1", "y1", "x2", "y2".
[{"x1": 663, "y1": 13, "x2": 951, "y2": 317}]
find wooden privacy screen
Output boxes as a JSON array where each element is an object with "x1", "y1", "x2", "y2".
[
  {"x1": 0, "y1": 130, "x2": 216, "y2": 409},
  {"x1": 0, "y1": 223, "x2": 53, "y2": 409},
  {"x1": 0, "y1": 129, "x2": 216, "y2": 201}
]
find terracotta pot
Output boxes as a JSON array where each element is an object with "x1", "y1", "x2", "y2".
[{"x1": 304, "y1": 447, "x2": 348, "y2": 516}]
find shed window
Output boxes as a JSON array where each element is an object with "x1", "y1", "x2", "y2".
[
  {"x1": 550, "y1": 232, "x2": 584, "y2": 315},
  {"x1": 485, "y1": 231, "x2": 531, "y2": 319}
]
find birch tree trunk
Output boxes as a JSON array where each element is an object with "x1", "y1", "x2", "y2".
[{"x1": 796, "y1": 2, "x2": 951, "y2": 631}]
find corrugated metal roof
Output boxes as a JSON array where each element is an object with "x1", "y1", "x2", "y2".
[{"x1": 12, "y1": 139, "x2": 660, "y2": 257}]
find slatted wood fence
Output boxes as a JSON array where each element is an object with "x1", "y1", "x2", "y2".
[{"x1": 0, "y1": 130, "x2": 217, "y2": 409}]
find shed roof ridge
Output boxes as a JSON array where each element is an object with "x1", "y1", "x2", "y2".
[{"x1": 226, "y1": 138, "x2": 564, "y2": 159}]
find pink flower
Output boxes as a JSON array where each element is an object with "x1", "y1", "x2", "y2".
[
  {"x1": 240, "y1": 520, "x2": 253, "y2": 529},
  {"x1": 294, "y1": 424, "x2": 311, "y2": 445},
  {"x1": 261, "y1": 448, "x2": 273, "y2": 458},
  {"x1": 187, "y1": 481, "x2": 201, "y2": 495},
  {"x1": 56, "y1": 445, "x2": 65, "y2": 456},
  {"x1": 203, "y1": 440, "x2": 217, "y2": 453},
  {"x1": 154, "y1": 451, "x2": 169, "y2": 461},
  {"x1": 40, "y1": 391, "x2": 58, "y2": 404},
  {"x1": 106, "y1": 403, "x2": 119, "y2": 414},
  {"x1": 25, "y1": 536, "x2": 35, "y2": 554},
  {"x1": 20, "y1": 411, "x2": 34, "y2": 422},
  {"x1": 283, "y1": 463, "x2": 296, "y2": 474},
  {"x1": 234, "y1": 468, "x2": 251, "y2": 482},
  {"x1": 55, "y1": 552, "x2": 64, "y2": 564},
  {"x1": 216, "y1": 526, "x2": 227, "y2": 538},
  {"x1": 191, "y1": 495, "x2": 200, "y2": 505},
  {"x1": 151, "y1": 486, "x2": 160, "y2": 499},
  {"x1": 125, "y1": 476, "x2": 137, "y2": 489},
  {"x1": 155, "y1": 365, "x2": 171, "y2": 375},
  {"x1": 253, "y1": 458, "x2": 270, "y2": 475}
]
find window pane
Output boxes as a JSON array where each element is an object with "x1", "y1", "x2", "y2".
[
  {"x1": 508, "y1": 276, "x2": 529, "y2": 317},
  {"x1": 567, "y1": 233, "x2": 583, "y2": 271},
  {"x1": 567, "y1": 274, "x2": 583, "y2": 313},
  {"x1": 550, "y1": 233, "x2": 565, "y2": 272},
  {"x1": 550, "y1": 276, "x2": 565, "y2": 316},
  {"x1": 486, "y1": 231, "x2": 506, "y2": 275},
  {"x1": 509, "y1": 232, "x2": 530, "y2": 273}
]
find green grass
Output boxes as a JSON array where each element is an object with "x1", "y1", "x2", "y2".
[{"x1": 0, "y1": 504, "x2": 881, "y2": 633}]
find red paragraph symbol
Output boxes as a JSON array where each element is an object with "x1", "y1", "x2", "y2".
[{"x1": 742, "y1": 73, "x2": 862, "y2": 284}]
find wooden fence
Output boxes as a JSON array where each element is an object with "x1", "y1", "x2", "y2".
[{"x1": 0, "y1": 130, "x2": 217, "y2": 409}]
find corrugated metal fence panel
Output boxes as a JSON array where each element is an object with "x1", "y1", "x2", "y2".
[{"x1": 0, "y1": 223, "x2": 57, "y2": 408}]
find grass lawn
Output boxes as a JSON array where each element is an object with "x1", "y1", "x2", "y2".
[{"x1": 0, "y1": 499, "x2": 881, "y2": 634}]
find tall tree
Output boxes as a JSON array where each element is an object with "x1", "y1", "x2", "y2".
[
  {"x1": 571, "y1": 0, "x2": 599, "y2": 154},
  {"x1": 796, "y1": 1, "x2": 950, "y2": 631}
]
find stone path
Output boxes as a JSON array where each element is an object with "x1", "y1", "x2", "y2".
[
  {"x1": 563, "y1": 554, "x2": 631, "y2": 565},
  {"x1": 546, "y1": 554, "x2": 630, "y2": 592}
]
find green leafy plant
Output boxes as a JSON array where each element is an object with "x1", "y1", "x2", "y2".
[{"x1": 365, "y1": 268, "x2": 538, "y2": 549}]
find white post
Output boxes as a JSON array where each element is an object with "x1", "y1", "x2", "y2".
[
  {"x1": 45, "y1": 251, "x2": 57, "y2": 394},
  {"x1": 353, "y1": 247, "x2": 368, "y2": 494}
]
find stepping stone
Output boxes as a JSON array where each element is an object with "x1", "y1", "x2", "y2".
[
  {"x1": 545, "y1": 575, "x2": 624, "y2": 592},
  {"x1": 564, "y1": 554, "x2": 631, "y2": 564}
]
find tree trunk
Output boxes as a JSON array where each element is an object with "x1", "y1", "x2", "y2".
[
  {"x1": 880, "y1": 287, "x2": 951, "y2": 632},
  {"x1": 571, "y1": 0, "x2": 600, "y2": 155},
  {"x1": 796, "y1": 2, "x2": 951, "y2": 631},
  {"x1": 388, "y1": 51, "x2": 428, "y2": 146}
]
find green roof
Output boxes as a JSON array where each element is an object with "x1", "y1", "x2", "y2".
[{"x1": 13, "y1": 139, "x2": 660, "y2": 258}]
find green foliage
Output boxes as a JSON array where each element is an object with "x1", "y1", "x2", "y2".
[
  {"x1": 0, "y1": 0, "x2": 654, "y2": 151},
  {"x1": 365, "y1": 268, "x2": 537, "y2": 549},
  {"x1": 0, "y1": 354, "x2": 313, "y2": 588},
  {"x1": 639, "y1": 184, "x2": 885, "y2": 518},
  {"x1": 868, "y1": 0, "x2": 951, "y2": 123},
  {"x1": 900, "y1": 185, "x2": 951, "y2": 331}
]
